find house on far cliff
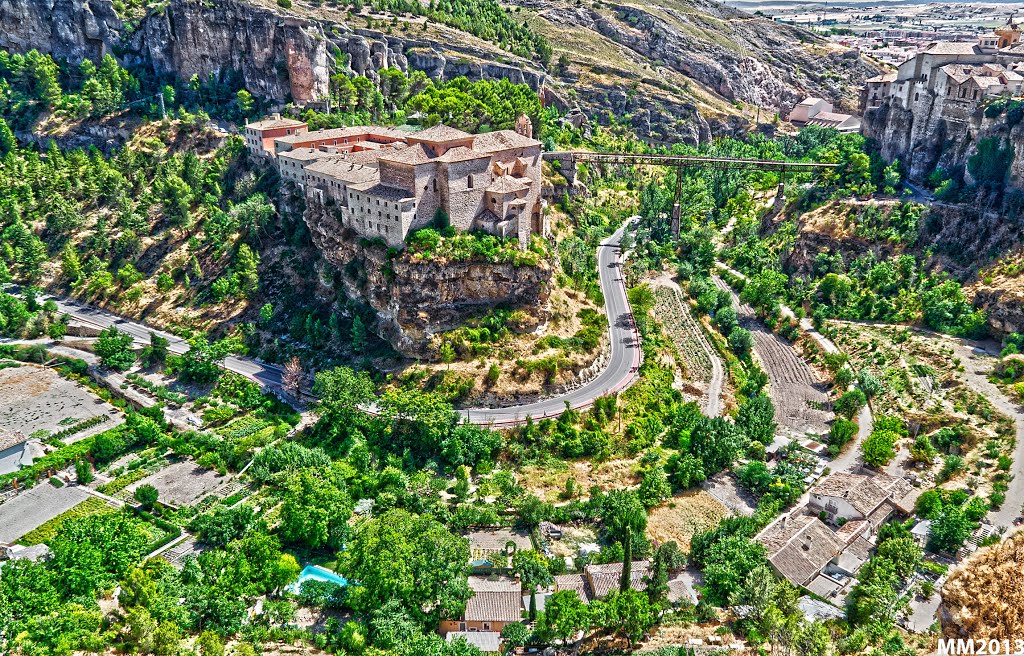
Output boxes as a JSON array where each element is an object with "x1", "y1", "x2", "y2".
[
  {"x1": 789, "y1": 97, "x2": 861, "y2": 133},
  {"x1": 244, "y1": 114, "x2": 307, "y2": 159},
  {"x1": 861, "y1": 16, "x2": 1024, "y2": 115}
]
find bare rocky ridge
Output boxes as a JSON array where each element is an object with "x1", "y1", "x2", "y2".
[
  {"x1": 532, "y1": 0, "x2": 875, "y2": 111},
  {"x1": 304, "y1": 199, "x2": 552, "y2": 356},
  {"x1": 0, "y1": 0, "x2": 880, "y2": 143}
]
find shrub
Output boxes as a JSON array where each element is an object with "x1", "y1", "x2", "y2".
[
  {"x1": 134, "y1": 483, "x2": 159, "y2": 510},
  {"x1": 277, "y1": 0, "x2": 292, "y2": 7},
  {"x1": 834, "y1": 388, "x2": 867, "y2": 420}
]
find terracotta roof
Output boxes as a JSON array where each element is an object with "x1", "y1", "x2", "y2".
[
  {"x1": 924, "y1": 42, "x2": 983, "y2": 55},
  {"x1": 304, "y1": 160, "x2": 379, "y2": 185},
  {"x1": 278, "y1": 148, "x2": 347, "y2": 162},
  {"x1": 972, "y1": 76, "x2": 1005, "y2": 88},
  {"x1": 554, "y1": 573, "x2": 591, "y2": 603},
  {"x1": 472, "y1": 129, "x2": 541, "y2": 152},
  {"x1": 487, "y1": 176, "x2": 531, "y2": 194},
  {"x1": 584, "y1": 560, "x2": 651, "y2": 598},
  {"x1": 811, "y1": 472, "x2": 911, "y2": 517},
  {"x1": 667, "y1": 573, "x2": 698, "y2": 604},
  {"x1": 410, "y1": 124, "x2": 473, "y2": 143},
  {"x1": 464, "y1": 576, "x2": 522, "y2": 623},
  {"x1": 436, "y1": 146, "x2": 490, "y2": 163},
  {"x1": 378, "y1": 143, "x2": 435, "y2": 166},
  {"x1": 275, "y1": 126, "x2": 361, "y2": 144},
  {"x1": 346, "y1": 145, "x2": 406, "y2": 166},
  {"x1": 275, "y1": 125, "x2": 407, "y2": 145},
  {"x1": 867, "y1": 73, "x2": 897, "y2": 83},
  {"x1": 248, "y1": 116, "x2": 306, "y2": 130},
  {"x1": 795, "y1": 97, "x2": 826, "y2": 107},
  {"x1": 834, "y1": 519, "x2": 869, "y2": 544},
  {"x1": 805, "y1": 112, "x2": 859, "y2": 128},
  {"x1": 761, "y1": 516, "x2": 845, "y2": 587}
]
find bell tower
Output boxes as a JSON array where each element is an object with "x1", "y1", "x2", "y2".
[{"x1": 996, "y1": 13, "x2": 1021, "y2": 49}]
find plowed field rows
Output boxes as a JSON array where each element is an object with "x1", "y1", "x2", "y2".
[{"x1": 713, "y1": 276, "x2": 832, "y2": 436}]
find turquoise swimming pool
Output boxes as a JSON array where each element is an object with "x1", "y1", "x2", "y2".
[{"x1": 288, "y1": 565, "x2": 349, "y2": 594}]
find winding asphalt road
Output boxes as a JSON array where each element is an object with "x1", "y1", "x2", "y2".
[
  {"x1": 38, "y1": 294, "x2": 288, "y2": 388},
  {"x1": 463, "y1": 220, "x2": 642, "y2": 425},
  {"x1": 24, "y1": 221, "x2": 641, "y2": 427}
]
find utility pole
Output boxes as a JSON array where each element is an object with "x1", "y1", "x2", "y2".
[{"x1": 671, "y1": 162, "x2": 683, "y2": 241}]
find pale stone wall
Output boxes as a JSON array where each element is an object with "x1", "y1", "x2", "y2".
[
  {"x1": 347, "y1": 189, "x2": 414, "y2": 247},
  {"x1": 379, "y1": 160, "x2": 416, "y2": 193},
  {"x1": 440, "y1": 158, "x2": 491, "y2": 232},
  {"x1": 412, "y1": 165, "x2": 442, "y2": 230},
  {"x1": 485, "y1": 144, "x2": 542, "y2": 247}
]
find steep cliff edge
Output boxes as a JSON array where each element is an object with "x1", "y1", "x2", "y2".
[
  {"x1": 125, "y1": 0, "x2": 330, "y2": 103},
  {"x1": 304, "y1": 199, "x2": 552, "y2": 357},
  {"x1": 0, "y1": 0, "x2": 121, "y2": 63},
  {"x1": 864, "y1": 97, "x2": 1024, "y2": 186}
]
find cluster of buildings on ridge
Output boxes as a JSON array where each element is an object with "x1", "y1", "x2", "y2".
[
  {"x1": 243, "y1": 114, "x2": 545, "y2": 249},
  {"x1": 862, "y1": 18, "x2": 1024, "y2": 115}
]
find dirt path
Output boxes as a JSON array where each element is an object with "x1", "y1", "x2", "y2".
[{"x1": 949, "y1": 340, "x2": 1024, "y2": 530}]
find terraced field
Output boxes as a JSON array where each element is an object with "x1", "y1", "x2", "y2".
[
  {"x1": 653, "y1": 286, "x2": 724, "y2": 416},
  {"x1": 713, "y1": 276, "x2": 832, "y2": 437}
]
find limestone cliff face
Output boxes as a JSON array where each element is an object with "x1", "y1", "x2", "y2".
[
  {"x1": 0, "y1": 0, "x2": 543, "y2": 104},
  {"x1": 304, "y1": 199, "x2": 551, "y2": 357},
  {"x1": 125, "y1": 0, "x2": 329, "y2": 102},
  {"x1": 530, "y1": 0, "x2": 879, "y2": 114},
  {"x1": 864, "y1": 97, "x2": 1024, "y2": 186},
  {"x1": 0, "y1": 0, "x2": 121, "y2": 63}
]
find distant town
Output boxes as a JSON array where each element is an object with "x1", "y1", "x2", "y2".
[{"x1": 734, "y1": 1, "x2": 1024, "y2": 65}]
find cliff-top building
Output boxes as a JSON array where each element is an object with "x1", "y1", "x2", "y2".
[
  {"x1": 862, "y1": 17, "x2": 1024, "y2": 114},
  {"x1": 247, "y1": 116, "x2": 545, "y2": 249}
]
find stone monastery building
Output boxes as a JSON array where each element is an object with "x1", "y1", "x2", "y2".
[{"x1": 244, "y1": 114, "x2": 544, "y2": 249}]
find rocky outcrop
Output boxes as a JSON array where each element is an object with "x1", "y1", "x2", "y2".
[
  {"x1": 0, "y1": 0, "x2": 544, "y2": 104},
  {"x1": 0, "y1": 0, "x2": 121, "y2": 62},
  {"x1": 782, "y1": 199, "x2": 1024, "y2": 337},
  {"x1": 864, "y1": 94, "x2": 1024, "y2": 186},
  {"x1": 125, "y1": 0, "x2": 329, "y2": 102},
  {"x1": 304, "y1": 199, "x2": 551, "y2": 357},
  {"x1": 536, "y1": 0, "x2": 880, "y2": 113}
]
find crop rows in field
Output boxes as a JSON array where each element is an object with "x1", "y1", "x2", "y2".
[
  {"x1": 712, "y1": 276, "x2": 832, "y2": 436},
  {"x1": 751, "y1": 326, "x2": 833, "y2": 435},
  {"x1": 654, "y1": 287, "x2": 714, "y2": 383}
]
